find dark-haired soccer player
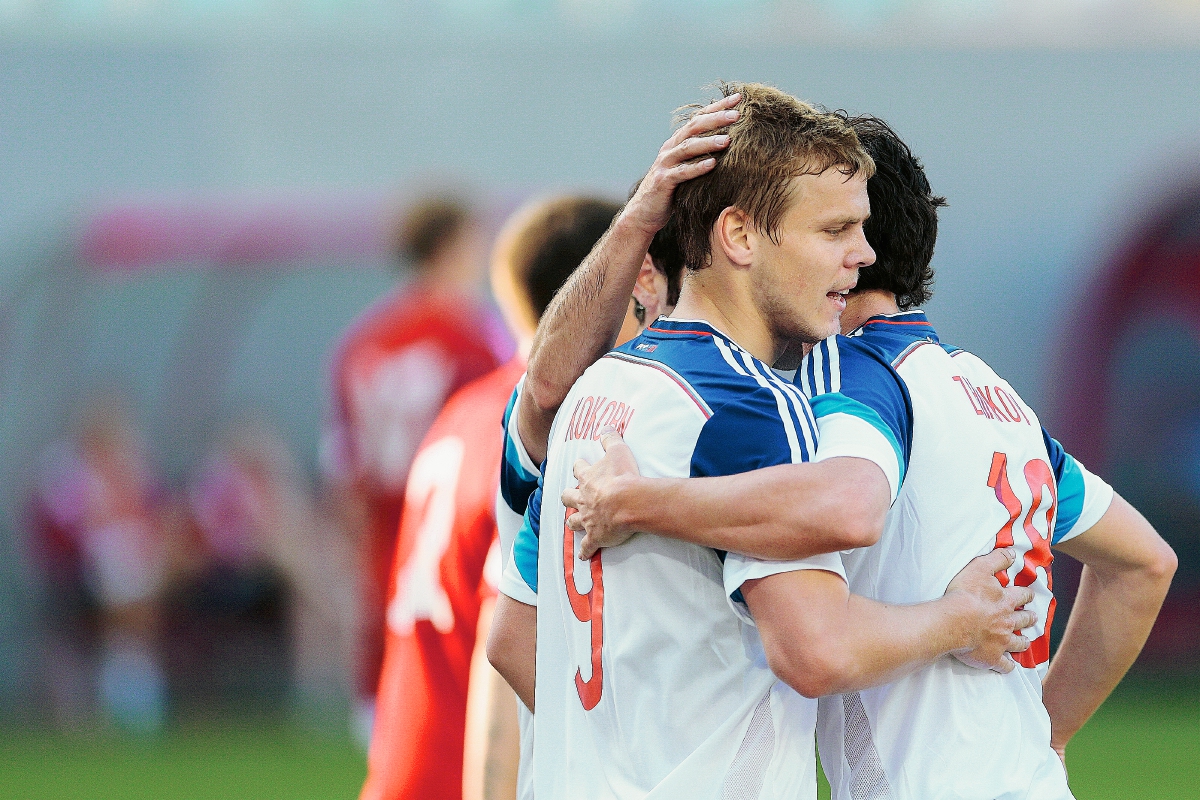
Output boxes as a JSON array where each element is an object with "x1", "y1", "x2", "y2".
[
  {"x1": 489, "y1": 84, "x2": 1034, "y2": 799},
  {"x1": 326, "y1": 196, "x2": 501, "y2": 737},
  {"x1": 565, "y1": 115, "x2": 1177, "y2": 799}
]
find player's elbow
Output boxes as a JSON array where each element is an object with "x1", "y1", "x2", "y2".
[
  {"x1": 837, "y1": 505, "x2": 884, "y2": 551},
  {"x1": 1143, "y1": 539, "x2": 1178, "y2": 588},
  {"x1": 821, "y1": 462, "x2": 887, "y2": 551},
  {"x1": 523, "y1": 369, "x2": 569, "y2": 421},
  {"x1": 771, "y1": 649, "x2": 848, "y2": 699},
  {"x1": 485, "y1": 619, "x2": 517, "y2": 684},
  {"x1": 761, "y1": 630, "x2": 850, "y2": 699}
]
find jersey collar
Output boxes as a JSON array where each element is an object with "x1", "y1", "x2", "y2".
[
  {"x1": 850, "y1": 309, "x2": 939, "y2": 341},
  {"x1": 644, "y1": 316, "x2": 740, "y2": 345}
]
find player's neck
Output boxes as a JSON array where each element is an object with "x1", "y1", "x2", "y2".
[
  {"x1": 671, "y1": 270, "x2": 779, "y2": 364},
  {"x1": 841, "y1": 289, "x2": 900, "y2": 334}
]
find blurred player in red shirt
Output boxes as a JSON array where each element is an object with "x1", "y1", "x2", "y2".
[
  {"x1": 325, "y1": 196, "x2": 506, "y2": 733},
  {"x1": 361, "y1": 196, "x2": 647, "y2": 800}
]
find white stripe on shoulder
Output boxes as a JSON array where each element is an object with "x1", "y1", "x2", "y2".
[
  {"x1": 774, "y1": 377, "x2": 820, "y2": 454},
  {"x1": 732, "y1": 347, "x2": 806, "y2": 463},
  {"x1": 826, "y1": 336, "x2": 841, "y2": 393},
  {"x1": 710, "y1": 335, "x2": 751, "y2": 378},
  {"x1": 812, "y1": 342, "x2": 826, "y2": 394}
]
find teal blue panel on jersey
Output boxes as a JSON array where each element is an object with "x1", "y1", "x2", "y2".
[
  {"x1": 514, "y1": 483, "x2": 543, "y2": 593},
  {"x1": 500, "y1": 385, "x2": 539, "y2": 517},
  {"x1": 1044, "y1": 429, "x2": 1087, "y2": 544},
  {"x1": 809, "y1": 392, "x2": 907, "y2": 485}
]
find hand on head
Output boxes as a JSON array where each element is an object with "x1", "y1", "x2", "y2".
[{"x1": 621, "y1": 94, "x2": 741, "y2": 237}]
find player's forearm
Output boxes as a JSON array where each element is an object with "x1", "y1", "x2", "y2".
[
  {"x1": 1043, "y1": 494, "x2": 1176, "y2": 749},
  {"x1": 464, "y1": 599, "x2": 520, "y2": 800},
  {"x1": 1042, "y1": 560, "x2": 1174, "y2": 749},
  {"x1": 612, "y1": 460, "x2": 884, "y2": 559},
  {"x1": 804, "y1": 593, "x2": 975, "y2": 697},
  {"x1": 472, "y1": 668, "x2": 520, "y2": 800},
  {"x1": 748, "y1": 570, "x2": 977, "y2": 699},
  {"x1": 519, "y1": 213, "x2": 655, "y2": 464},
  {"x1": 486, "y1": 595, "x2": 538, "y2": 712}
]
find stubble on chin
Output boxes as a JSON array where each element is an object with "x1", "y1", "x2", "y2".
[{"x1": 752, "y1": 269, "x2": 837, "y2": 351}]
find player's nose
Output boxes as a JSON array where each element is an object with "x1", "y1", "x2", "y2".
[{"x1": 847, "y1": 228, "x2": 875, "y2": 270}]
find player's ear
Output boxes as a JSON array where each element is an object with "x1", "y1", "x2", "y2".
[
  {"x1": 632, "y1": 255, "x2": 668, "y2": 321},
  {"x1": 714, "y1": 206, "x2": 753, "y2": 268}
]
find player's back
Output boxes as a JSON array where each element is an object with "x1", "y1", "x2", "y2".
[
  {"x1": 361, "y1": 359, "x2": 522, "y2": 800},
  {"x1": 529, "y1": 319, "x2": 828, "y2": 800},
  {"x1": 802, "y1": 312, "x2": 1110, "y2": 800},
  {"x1": 330, "y1": 286, "x2": 501, "y2": 492}
]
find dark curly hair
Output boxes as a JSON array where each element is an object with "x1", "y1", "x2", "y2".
[{"x1": 844, "y1": 115, "x2": 947, "y2": 309}]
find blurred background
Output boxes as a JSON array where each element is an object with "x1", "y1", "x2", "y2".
[{"x1": 1, "y1": 1, "x2": 1199, "y2": 797}]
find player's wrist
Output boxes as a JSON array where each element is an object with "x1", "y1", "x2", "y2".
[
  {"x1": 614, "y1": 203, "x2": 666, "y2": 243},
  {"x1": 609, "y1": 473, "x2": 651, "y2": 534},
  {"x1": 940, "y1": 589, "x2": 984, "y2": 653}
]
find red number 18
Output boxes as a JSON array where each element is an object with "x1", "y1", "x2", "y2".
[{"x1": 987, "y1": 452, "x2": 1057, "y2": 668}]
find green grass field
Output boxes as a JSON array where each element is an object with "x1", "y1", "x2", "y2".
[{"x1": 1, "y1": 682, "x2": 1196, "y2": 799}]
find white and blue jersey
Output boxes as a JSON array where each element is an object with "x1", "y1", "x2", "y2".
[
  {"x1": 495, "y1": 375, "x2": 540, "y2": 800},
  {"x1": 500, "y1": 317, "x2": 844, "y2": 800},
  {"x1": 498, "y1": 376, "x2": 542, "y2": 605},
  {"x1": 798, "y1": 310, "x2": 1113, "y2": 800}
]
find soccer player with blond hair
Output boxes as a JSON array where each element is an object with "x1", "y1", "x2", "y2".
[
  {"x1": 564, "y1": 113, "x2": 1177, "y2": 799},
  {"x1": 488, "y1": 84, "x2": 1035, "y2": 798}
]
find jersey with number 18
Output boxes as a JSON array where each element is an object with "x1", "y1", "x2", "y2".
[{"x1": 798, "y1": 311, "x2": 1113, "y2": 800}]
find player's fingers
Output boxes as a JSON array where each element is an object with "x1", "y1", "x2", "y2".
[
  {"x1": 1007, "y1": 633, "x2": 1031, "y2": 653},
  {"x1": 572, "y1": 458, "x2": 592, "y2": 482},
  {"x1": 663, "y1": 94, "x2": 741, "y2": 149},
  {"x1": 567, "y1": 512, "x2": 585, "y2": 533},
  {"x1": 1014, "y1": 609, "x2": 1038, "y2": 630},
  {"x1": 579, "y1": 535, "x2": 597, "y2": 561},
  {"x1": 661, "y1": 133, "x2": 730, "y2": 168},
  {"x1": 670, "y1": 105, "x2": 740, "y2": 148},
  {"x1": 1003, "y1": 585, "x2": 1035, "y2": 609},
  {"x1": 698, "y1": 92, "x2": 741, "y2": 116},
  {"x1": 663, "y1": 158, "x2": 717, "y2": 184},
  {"x1": 975, "y1": 546, "x2": 1016, "y2": 575},
  {"x1": 598, "y1": 426, "x2": 624, "y2": 452},
  {"x1": 993, "y1": 653, "x2": 1017, "y2": 674},
  {"x1": 561, "y1": 487, "x2": 583, "y2": 510},
  {"x1": 1001, "y1": 588, "x2": 1034, "y2": 620}
]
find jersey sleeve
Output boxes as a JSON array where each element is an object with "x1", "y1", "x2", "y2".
[
  {"x1": 499, "y1": 479, "x2": 541, "y2": 607},
  {"x1": 797, "y1": 336, "x2": 913, "y2": 503},
  {"x1": 1043, "y1": 428, "x2": 1115, "y2": 545},
  {"x1": 499, "y1": 378, "x2": 541, "y2": 518},
  {"x1": 691, "y1": 385, "x2": 846, "y2": 624}
]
